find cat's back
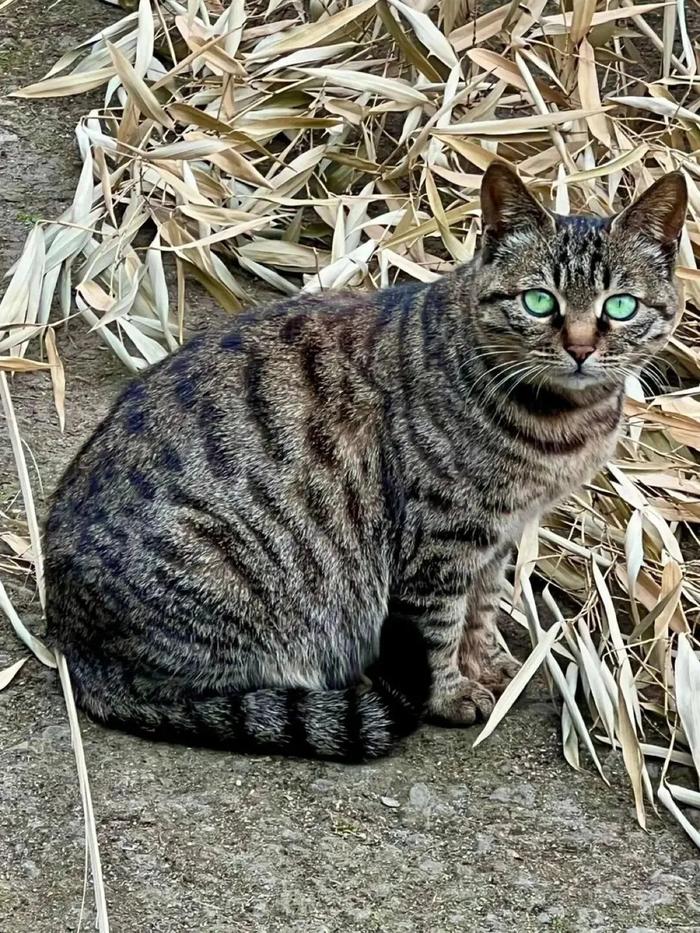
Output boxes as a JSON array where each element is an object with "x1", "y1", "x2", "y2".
[{"x1": 43, "y1": 288, "x2": 390, "y2": 579}]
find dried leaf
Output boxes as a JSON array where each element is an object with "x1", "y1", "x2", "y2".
[
  {"x1": 675, "y1": 634, "x2": 700, "y2": 780},
  {"x1": 473, "y1": 618, "x2": 563, "y2": 748},
  {"x1": 0, "y1": 657, "x2": 28, "y2": 691},
  {"x1": 12, "y1": 68, "x2": 114, "y2": 98},
  {"x1": 45, "y1": 328, "x2": 66, "y2": 432},
  {"x1": 107, "y1": 42, "x2": 173, "y2": 128},
  {"x1": 248, "y1": 0, "x2": 377, "y2": 59}
]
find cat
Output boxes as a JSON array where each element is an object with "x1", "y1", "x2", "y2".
[{"x1": 43, "y1": 163, "x2": 687, "y2": 761}]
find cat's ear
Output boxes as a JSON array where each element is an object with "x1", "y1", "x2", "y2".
[
  {"x1": 480, "y1": 162, "x2": 552, "y2": 235},
  {"x1": 612, "y1": 172, "x2": 687, "y2": 245}
]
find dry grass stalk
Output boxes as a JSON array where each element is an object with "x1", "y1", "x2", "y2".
[{"x1": 1, "y1": 0, "x2": 699, "y2": 864}]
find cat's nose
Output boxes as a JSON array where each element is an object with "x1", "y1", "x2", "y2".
[{"x1": 565, "y1": 344, "x2": 596, "y2": 366}]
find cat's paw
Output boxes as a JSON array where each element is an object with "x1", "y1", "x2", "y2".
[
  {"x1": 460, "y1": 645, "x2": 521, "y2": 698},
  {"x1": 477, "y1": 650, "x2": 521, "y2": 697},
  {"x1": 474, "y1": 651, "x2": 521, "y2": 697},
  {"x1": 427, "y1": 677, "x2": 495, "y2": 726}
]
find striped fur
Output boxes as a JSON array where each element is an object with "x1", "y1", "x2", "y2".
[{"x1": 44, "y1": 165, "x2": 686, "y2": 760}]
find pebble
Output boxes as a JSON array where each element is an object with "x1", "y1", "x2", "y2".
[
  {"x1": 408, "y1": 782, "x2": 431, "y2": 810},
  {"x1": 489, "y1": 782, "x2": 536, "y2": 808},
  {"x1": 380, "y1": 796, "x2": 400, "y2": 809}
]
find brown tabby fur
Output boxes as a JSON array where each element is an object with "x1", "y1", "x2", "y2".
[{"x1": 44, "y1": 164, "x2": 687, "y2": 760}]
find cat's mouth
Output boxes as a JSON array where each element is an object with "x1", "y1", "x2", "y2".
[{"x1": 545, "y1": 357, "x2": 615, "y2": 391}]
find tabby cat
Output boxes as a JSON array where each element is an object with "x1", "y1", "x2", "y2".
[{"x1": 44, "y1": 164, "x2": 687, "y2": 761}]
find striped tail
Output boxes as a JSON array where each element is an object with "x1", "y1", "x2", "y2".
[{"x1": 63, "y1": 616, "x2": 432, "y2": 762}]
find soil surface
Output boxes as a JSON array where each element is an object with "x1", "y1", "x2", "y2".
[{"x1": 0, "y1": 3, "x2": 698, "y2": 932}]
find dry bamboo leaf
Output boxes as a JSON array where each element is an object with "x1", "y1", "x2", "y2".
[
  {"x1": 561, "y1": 663, "x2": 581, "y2": 770},
  {"x1": 0, "y1": 372, "x2": 46, "y2": 606},
  {"x1": 385, "y1": 0, "x2": 458, "y2": 68},
  {"x1": 256, "y1": 41, "x2": 358, "y2": 75},
  {"x1": 0, "y1": 578, "x2": 55, "y2": 668},
  {"x1": 159, "y1": 216, "x2": 270, "y2": 251},
  {"x1": 575, "y1": 626, "x2": 616, "y2": 744},
  {"x1": 675, "y1": 634, "x2": 700, "y2": 780},
  {"x1": 436, "y1": 108, "x2": 611, "y2": 136},
  {"x1": 541, "y1": 587, "x2": 609, "y2": 782},
  {"x1": 298, "y1": 67, "x2": 428, "y2": 106},
  {"x1": 450, "y1": 3, "x2": 509, "y2": 51},
  {"x1": 144, "y1": 137, "x2": 241, "y2": 161},
  {"x1": 609, "y1": 95, "x2": 700, "y2": 126},
  {"x1": 77, "y1": 302, "x2": 142, "y2": 371},
  {"x1": 662, "y1": 0, "x2": 677, "y2": 79},
  {"x1": 570, "y1": 0, "x2": 598, "y2": 45},
  {"x1": 134, "y1": 0, "x2": 155, "y2": 79},
  {"x1": 541, "y1": 3, "x2": 666, "y2": 30},
  {"x1": 55, "y1": 653, "x2": 111, "y2": 930},
  {"x1": 107, "y1": 42, "x2": 173, "y2": 128},
  {"x1": 658, "y1": 782, "x2": 700, "y2": 849},
  {"x1": 45, "y1": 328, "x2": 66, "y2": 432},
  {"x1": 433, "y1": 135, "x2": 514, "y2": 171},
  {"x1": 0, "y1": 227, "x2": 45, "y2": 332},
  {"x1": 214, "y1": 0, "x2": 246, "y2": 58},
  {"x1": 248, "y1": 0, "x2": 377, "y2": 60},
  {"x1": 379, "y1": 248, "x2": 441, "y2": 282},
  {"x1": 424, "y1": 169, "x2": 470, "y2": 263},
  {"x1": 0, "y1": 356, "x2": 51, "y2": 372},
  {"x1": 473, "y1": 618, "x2": 563, "y2": 748},
  {"x1": 376, "y1": 1, "x2": 442, "y2": 82},
  {"x1": 12, "y1": 68, "x2": 115, "y2": 99},
  {"x1": 175, "y1": 18, "x2": 247, "y2": 77},
  {"x1": 0, "y1": 656, "x2": 28, "y2": 691},
  {"x1": 578, "y1": 39, "x2": 611, "y2": 148},
  {"x1": 593, "y1": 561, "x2": 643, "y2": 728},
  {"x1": 625, "y1": 509, "x2": 644, "y2": 624},
  {"x1": 665, "y1": 783, "x2": 700, "y2": 809},
  {"x1": 467, "y1": 48, "x2": 564, "y2": 104},
  {"x1": 567, "y1": 146, "x2": 649, "y2": 182},
  {"x1": 514, "y1": 518, "x2": 538, "y2": 606},
  {"x1": 617, "y1": 680, "x2": 648, "y2": 829}
]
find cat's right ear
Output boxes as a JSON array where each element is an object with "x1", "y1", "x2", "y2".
[
  {"x1": 611, "y1": 171, "x2": 687, "y2": 246},
  {"x1": 480, "y1": 163, "x2": 553, "y2": 238}
]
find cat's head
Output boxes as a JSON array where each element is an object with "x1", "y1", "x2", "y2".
[{"x1": 471, "y1": 162, "x2": 687, "y2": 395}]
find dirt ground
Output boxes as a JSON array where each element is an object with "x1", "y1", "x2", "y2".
[{"x1": 0, "y1": 3, "x2": 698, "y2": 932}]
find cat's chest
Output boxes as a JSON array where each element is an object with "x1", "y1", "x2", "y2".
[{"x1": 428, "y1": 434, "x2": 611, "y2": 525}]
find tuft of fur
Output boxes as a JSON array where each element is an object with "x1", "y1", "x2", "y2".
[{"x1": 44, "y1": 166, "x2": 686, "y2": 760}]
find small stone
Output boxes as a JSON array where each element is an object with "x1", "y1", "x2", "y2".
[
  {"x1": 418, "y1": 858, "x2": 445, "y2": 879},
  {"x1": 380, "y1": 796, "x2": 400, "y2": 809},
  {"x1": 476, "y1": 833, "x2": 494, "y2": 855},
  {"x1": 310, "y1": 779, "x2": 334, "y2": 794},
  {"x1": 489, "y1": 782, "x2": 536, "y2": 808},
  {"x1": 36, "y1": 724, "x2": 71, "y2": 749},
  {"x1": 409, "y1": 782, "x2": 431, "y2": 810}
]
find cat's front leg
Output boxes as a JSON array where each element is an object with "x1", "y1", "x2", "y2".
[
  {"x1": 388, "y1": 590, "x2": 497, "y2": 726},
  {"x1": 458, "y1": 550, "x2": 520, "y2": 696}
]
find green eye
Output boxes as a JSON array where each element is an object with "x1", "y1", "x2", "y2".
[
  {"x1": 603, "y1": 294, "x2": 638, "y2": 321},
  {"x1": 522, "y1": 289, "x2": 557, "y2": 317}
]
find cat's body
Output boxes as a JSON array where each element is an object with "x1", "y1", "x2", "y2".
[{"x1": 44, "y1": 165, "x2": 687, "y2": 760}]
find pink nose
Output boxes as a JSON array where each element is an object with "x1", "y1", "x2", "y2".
[{"x1": 565, "y1": 344, "x2": 596, "y2": 365}]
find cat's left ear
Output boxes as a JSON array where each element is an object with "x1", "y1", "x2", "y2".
[
  {"x1": 480, "y1": 162, "x2": 553, "y2": 236},
  {"x1": 612, "y1": 172, "x2": 687, "y2": 245}
]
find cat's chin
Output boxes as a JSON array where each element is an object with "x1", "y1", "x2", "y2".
[{"x1": 547, "y1": 369, "x2": 619, "y2": 395}]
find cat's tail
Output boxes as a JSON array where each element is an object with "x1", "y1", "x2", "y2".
[{"x1": 63, "y1": 616, "x2": 432, "y2": 762}]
